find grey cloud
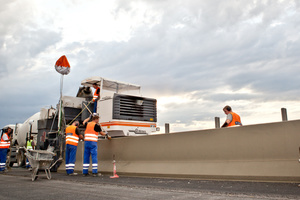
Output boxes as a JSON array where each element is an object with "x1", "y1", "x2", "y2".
[
  {"x1": 2, "y1": 29, "x2": 62, "y2": 70},
  {"x1": 0, "y1": 1, "x2": 62, "y2": 77},
  {"x1": 22, "y1": 29, "x2": 62, "y2": 57},
  {"x1": 0, "y1": 70, "x2": 60, "y2": 128},
  {"x1": 201, "y1": 92, "x2": 258, "y2": 103},
  {"x1": 62, "y1": 0, "x2": 300, "y2": 98},
  {"x1": 82, "y1": 0, "x2": 300, "y2": 109},
  {"x1": 157, "y1": 96, "x2": 222, "y2": 129}
]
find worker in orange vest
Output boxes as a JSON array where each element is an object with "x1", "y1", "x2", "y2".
[
  {"x1": 92, "y1": 83, "x2": 100, "y2": 113},
  {"x1": 82, "y1": 115, "x2": 110, "y2": 177},
  {"x1": 0, "y1": 127, "x2": 12, "y2": 172},
  {"x1": 65, "y1": 121, "x2": 83, "y2": 176},
  {"x1": 221, "y1": 105, "x2": 242, "y2": 128}
]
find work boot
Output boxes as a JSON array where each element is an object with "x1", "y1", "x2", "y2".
[
  {"x1": 69, "y1": 173, "x2": 78, "y2": 176},
  {"x1": 92, "y1": 173, "x2": 102, "y2": 177},
  {"x1": 83, "y1": 173, "x2": 90, "y2": 177}
]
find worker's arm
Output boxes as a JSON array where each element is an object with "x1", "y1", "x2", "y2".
[
  {"x1": 99, "y1": 131, "x2": 106, "y2": 136},
  {"x1": 221, "y1": 114, "x2": 232, "y2": 128},
  {"x1": 95, "y1": 124, "x2": 111, "y2": 139},
  {"x1": 75, "y1": 127, "x2": 84, "y2": 141},
  {"x1": 100, "y1": 131, "x2": 111, "y2": 139},
  {"x1": 31, "y1": 140, "x2": 35, "y2": 149},
  {"x1": 78, "y1": 134, "x2": 84, "y2": 140},
  {"x1": 83, "y1": 117, "x2": 90, "y2": 126},
  {"x1": 222, "y1": 119, "x2": 231, "y2": 127},
  {"x1": 221, "y1": 121, "x2": 229, "y2": 128}
]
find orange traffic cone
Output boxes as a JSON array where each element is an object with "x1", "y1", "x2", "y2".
[{"x1": 110, "y1": 159, "x2": 119, "y2": 178}]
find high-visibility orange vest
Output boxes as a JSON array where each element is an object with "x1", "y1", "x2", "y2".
[
  {"x1": 93, "y1": 87, "x2": 100, "y2": 102},
  {"x1": 0, "y1": 133, "x2": 10, "y2": 149},
  {"x1": 65, "y1": 125, "x2": 79, "y2": 146},
  {"x1": 84, "y1": 122, "x2": 98, "y2": 142},
  {"x1": 228, "y1": 112, "x2": 242, "y2": 127}
]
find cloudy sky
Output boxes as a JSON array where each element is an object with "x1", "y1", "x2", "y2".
[{"x1": 0, "y1": 0, "x2": 299, "y2": 133}]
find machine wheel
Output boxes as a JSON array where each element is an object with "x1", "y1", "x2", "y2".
[{"x1": 17, "y1": 150, "x2": 26, "y2": 167}]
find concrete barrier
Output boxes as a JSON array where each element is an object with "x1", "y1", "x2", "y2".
[{"x1": 65, "y1": 119, "x2": 300, "y2": 182}]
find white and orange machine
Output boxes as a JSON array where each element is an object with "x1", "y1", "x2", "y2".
[
  {"x1": 62, "y1": 76, "x2": 158, "y2": 137},
  {"x1": 81, "y1": 76, "x2": 158, "y2": 137}
]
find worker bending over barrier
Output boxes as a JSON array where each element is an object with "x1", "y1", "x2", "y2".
[{"x1": 221, "y1": 105, "x2": 242, "y2": 128}]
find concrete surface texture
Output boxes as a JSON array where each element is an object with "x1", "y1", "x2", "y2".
[{"x1": 65, "y1": 120, "x2": 300, "y2": 182}]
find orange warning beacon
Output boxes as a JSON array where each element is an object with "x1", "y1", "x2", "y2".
[{"x1": 55, "y1": 55, "x2": 70, "y2": 75}]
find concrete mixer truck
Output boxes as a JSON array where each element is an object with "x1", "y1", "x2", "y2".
[
  {"x1": 2, "y1": 111, "x2": 54, "y2": 167},
  {"x1": 14, "y1": 111, "x2": 51, "y2": 167}
]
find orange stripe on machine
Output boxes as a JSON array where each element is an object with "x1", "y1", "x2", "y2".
[{"x1": 100, "y1": 121, "x2": 156, "y2": 127}]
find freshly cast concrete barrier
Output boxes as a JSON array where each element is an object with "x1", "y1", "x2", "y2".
[{"x1": 66, "y1": 119, "x2": 300, "y2": 182}]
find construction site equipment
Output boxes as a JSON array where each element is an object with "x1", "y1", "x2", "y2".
[
  {"x1": 24, "y1": 148, "x2": 56, "y2": 181},
  {"x1": 3, "y1": 76, "x2": 158, "y2": 173},
  {"x1": 81, "y1": 76, "x2": 158, "y2": 137}
]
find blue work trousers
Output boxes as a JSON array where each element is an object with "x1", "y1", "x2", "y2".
[
  {"x1": 83, "y1": 141, "x2": 98, "y2": 174},
  {"x1": 65, "y1": 144, "x2": 77, "y2": 174},
  {"x1": 26, "y1": 158, "x2": 31, "y2": 168},
  {"x1": 0, "y1": 149, "x2": 8, "y2": 171},
  {"x1": 93, "y1": 101, "x2": 97, "y2": 113}
]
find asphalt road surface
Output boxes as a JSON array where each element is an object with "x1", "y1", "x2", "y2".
[{"x1": 1, "y1": 168, "x2": 300, "y2": 200}]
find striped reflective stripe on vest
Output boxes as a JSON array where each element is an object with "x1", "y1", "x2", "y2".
[
  {"x1": 65, "y1": 125, "x2": 79, "y2": 146},
  {"x1": 26, "y1": 140, "x2": 33, "y2": 150},
  {"x1": 84, "y1": 122, "x2": 98, "y2": 142},
  {"x1": 0, "y1": 133, "x2": 10, "y2": 149}
]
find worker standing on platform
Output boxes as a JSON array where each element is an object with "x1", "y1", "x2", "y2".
[
  {"x1": 0, "y1": 127, "x2": 12, "y2": 172},
  {"x1": 82, "y1": 115, "x2": 110, "y2": 177},
  {"x1": 92, "y1": 83, "x2": 100, "y2": 113},
  {"x1": 65, "y1": 121, "x2": 83, "y2": 176},
  {"x1": 221, "y1": 105, "x2": 242, "y2": 128}
]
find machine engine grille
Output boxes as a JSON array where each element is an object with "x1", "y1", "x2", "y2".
[{"x1": 113, "y1": 94, "x2": 157, "y2": 122}]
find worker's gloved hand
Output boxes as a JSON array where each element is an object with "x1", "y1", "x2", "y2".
[
  {"x1": 221, "y1": 122, "x2": 228, "y2": 128},
  {"x1": 106, "y1": 134, "x2": 111, "y2": 140}
]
